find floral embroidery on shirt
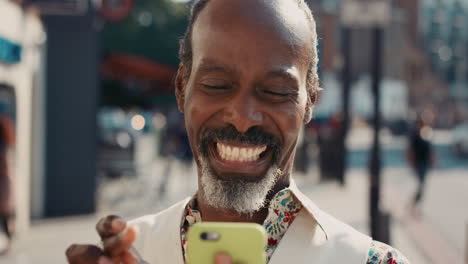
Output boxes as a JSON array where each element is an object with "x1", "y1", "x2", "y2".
[
  {"x1": 261, "y1": 189, "x2": 302, "y2": 257},
  {"x1": 367, "y1": 240, "x2": 410, "y2": 264}
]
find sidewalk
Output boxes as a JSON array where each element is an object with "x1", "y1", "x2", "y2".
[
  {"x1": 296, "y1": 168, "x2": 431, "y2": 264},
  {"x1": 381, "y1": 168, "x2": 466, "y2": 264},
  {"x1": 0, "y1": 215, "x2": 100, "y2": 264},
  {"x1": 0, "y1": 166, "x2": 457, "y2": 264}
]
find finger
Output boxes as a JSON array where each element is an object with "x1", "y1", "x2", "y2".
[
  {"x1": 214, "y1": 253, "x2": 233, "y2": 264},
  {"x1": 120, "y1": 250, "x2": 138, "y2": 264},
  {"x1": 96, "y1": 215, "x2": 126, "y2": 239},
  {"x1": 97, "y1": 256, "x2": 114, "y2": 264},
  {"x1": 110, "y1": 251, "x2": 136, "y2": 264},
  {"x1": 66, "y1": 244, "x2": 105, "y2": 264},
  {"x1": 103, "y1": 226, "x2": 139, "y2": 257}
]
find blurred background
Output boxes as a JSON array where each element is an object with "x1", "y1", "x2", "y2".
[{"x1": 0, "y1": 0, "x2": 467, "y2": 263}]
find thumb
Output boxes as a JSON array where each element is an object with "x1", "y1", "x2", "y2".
[{"x1": 214, "y1": 253, "x2": 233, "y2": 264}]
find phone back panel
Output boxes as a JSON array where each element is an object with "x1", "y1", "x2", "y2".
[{"x1": 187, "y1": 222, "x2": 267, "y2": 264}]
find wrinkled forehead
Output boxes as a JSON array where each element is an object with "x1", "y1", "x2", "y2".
[{"x1": 192, "y1": 0, "x2": 313, "y2": 60}]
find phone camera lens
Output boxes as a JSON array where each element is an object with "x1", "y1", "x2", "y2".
[{"x1": 200, "y1": 232, "x2": 220, "y2": 241}]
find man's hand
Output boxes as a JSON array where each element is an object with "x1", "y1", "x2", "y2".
[
  {"x1": 215, "y1": 253, "x2": 233, "y2": 264},
  {"x1": 66, "y1": 215, "x2": 138, "y2": 264}
]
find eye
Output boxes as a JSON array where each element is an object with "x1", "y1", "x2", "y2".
[
  {"x1": 203, "y1": 84, "x2": 229, "y2": 90},
  {"x1": 200, "y1": 78, "x2": 231, "y2": 91},
  {"x1": 263, "y1": 90, "x2": 290, "y2": 97}
]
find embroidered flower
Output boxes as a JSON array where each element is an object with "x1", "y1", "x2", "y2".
[
  {"x1": 268, "y1": 237, "x2": 278, "y2": 246},
  {"x1": 367, "y1": 241, "x2": 410, "y2": 264},
  {"x1": 282, "y1": 212, "x2": 295, "y2": 224}
]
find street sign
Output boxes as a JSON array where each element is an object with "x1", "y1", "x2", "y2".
[
  {"x1": 0, "y1": 36, "x2": 22, "y2": 64},
  {"x1": 23, "y1": 0, "x2": 88, "y2": 15},
  {"x1": 341, "y1": 0, "x2": 391, "y2": 28}
]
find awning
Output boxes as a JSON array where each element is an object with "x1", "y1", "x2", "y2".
[{"x1": 101, "y1": 53, "x2": 177, "y2": 92}]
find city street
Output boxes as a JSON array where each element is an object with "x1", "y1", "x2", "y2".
[
  {"x1": 1, "y1": 162, "x2": 466, "y2": 264},
  {"x1": 1, "y1": 1, "x2": 466, "y2": 264},
  {"x1": 0, "y1": 130, "x2": 466, "y2": 264}
]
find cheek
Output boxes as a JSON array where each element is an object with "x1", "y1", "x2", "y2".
[
  {"x1": 184, "y1": 103, "x2": 208, "y2": 162},
  {"x1": 184, "y1": 100, "x2": 202, "y2": 141},
  {"x1": 184, "y1": 91, "x2": 218, "y2": 144},
  {"x1": 268, "y1": 105, "x2": 303, "y2": 168},
  {"x1": 275, "y1": 102, "x2": 306, "y2": 142},
  {"x1": 266, "y1": 104, "x2": 304, "y2": 165}
]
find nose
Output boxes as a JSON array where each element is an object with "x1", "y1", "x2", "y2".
[{"x1": 222, "y1": 94, "x2": 263, "y2": 133}]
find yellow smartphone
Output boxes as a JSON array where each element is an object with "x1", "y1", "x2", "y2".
[{"x1": 186, "y1": 222, "x2": 267, "y2": 264}]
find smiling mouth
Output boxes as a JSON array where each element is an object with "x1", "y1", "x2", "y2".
[
  {"x1": 216, "y1": 142, "x2": 268, "y2": 162},
  {"x1": 205, "y1": 139, "x2": 274, "y2": 178}
]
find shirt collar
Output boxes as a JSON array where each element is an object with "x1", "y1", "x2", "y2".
[
  {"x1": 182, "y1": 179, "x2": 329, "y2": 240},
  {"x1": 288, "y1": 179, "x2": 329, "y2": 240}
]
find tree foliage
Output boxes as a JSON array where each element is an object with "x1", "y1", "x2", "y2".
[{"x1": 101, "y1": 0, "x2": 190, "y2": 66}]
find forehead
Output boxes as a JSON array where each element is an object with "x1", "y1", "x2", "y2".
[{"x1": 191, "y1": 0, "x2": 313, "y2": 74}]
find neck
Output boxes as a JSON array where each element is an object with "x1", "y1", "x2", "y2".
[
  {"x1": 197, "y1": 176, "x2": 290, "y2": 225},
  {"x1": 198, "y1": 200, "x2": 269, "y2": 225}
]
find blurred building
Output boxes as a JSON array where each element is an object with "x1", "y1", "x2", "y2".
[
  {"x1": 309, "y1": 0, "x2": 409, "y2": 122},
  {"x1": 2, "y1": 0, "x2": 189, "y2": 230},
  {"x1": 1, "y1": 0, "x2": 100, "y2": 235},
  {"x1": 0, "y1": 0, "x2": 46, "y2": 234},
  {"x1": 38, "y1": 0, "x2": 99, "y2": 218},
  {"x1": 306, "y1": 0, "x2": 457, "y2": 128},
  {"x1": 307, "y1": 0, "x2": 407, "y2": 81},
  {"x1": 420, "y1": 0, "x2": 468, "y2": 125}
]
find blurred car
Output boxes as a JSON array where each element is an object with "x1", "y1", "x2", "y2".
[
  {"x1": 97, "y1": 107, "x2": 136, "y2": 179},
  {"x1": 452, "y1": 122, "x2": 468, "y2": 158}
]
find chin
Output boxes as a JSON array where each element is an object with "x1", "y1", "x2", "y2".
[{"x1": 198, "y1": 156, "x2": 283, "y2": 215}]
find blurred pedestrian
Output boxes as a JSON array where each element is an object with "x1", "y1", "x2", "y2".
[
  {"x1": 157, "y1": 108, "x2": 193, "y2": 199},
  {"x1": 406, "y1": 117, "x2": 434, "y2": 211},
  {"x1": 0, "y1": 110, "x2": 15, "y2": 255},
  {"x1": 317, "y1": 112, "x2": 342, "y2": 182}
]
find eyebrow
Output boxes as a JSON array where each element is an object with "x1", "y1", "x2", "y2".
[
  {"x1": 265, "y1": 69, "x2": 300, "y2": 85},
  {"x1": 197, "y1": 59, "x2": 300, "y2": 85},
  {"x1": 197, "y1": 59, "x2": 240, "y2": 77}
]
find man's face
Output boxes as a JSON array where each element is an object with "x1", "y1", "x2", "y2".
[{"x1": 177, "y1": 0, "x2": 313, "y2": 212}]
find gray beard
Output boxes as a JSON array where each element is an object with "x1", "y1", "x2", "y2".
[{"x1": 199, "y1": 157, "x2": 282, "y2": 215}]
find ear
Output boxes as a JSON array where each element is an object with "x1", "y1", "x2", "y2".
[
  {"x1": 175, "y1": 63, "x2": 187, "y2": 113},
  {"x1": 303, "y1": 102, "x2": 313, "y2": 124},
  {"x1": 303, "y1": 90, "x2": 317, "y2": 124}
]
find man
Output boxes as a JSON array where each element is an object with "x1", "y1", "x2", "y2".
[
  {"x1": 406, "y1": 117, "x2": 434, "y2": 211},
  {"x1": 66, "y1": 0, "x2": 410, "y2": 263}
]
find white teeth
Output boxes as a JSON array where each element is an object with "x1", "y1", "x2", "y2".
[
  {"x1": 240, "y1": 148, "x2": 247, "y2": 162},
  {"x1": 227, "y1": 146, "x2": 232, "y2": 160},
  {"x1": 232, "y1": 147, "x2": 239, "y2": 160},
  {"x1": 216, "y1": 143, "x2": 268, "y2": 162},
  {"x1": 247, "y1": 149, "x2": 253, "y2": 161},
  {"x1": 220, "y1": 144, "x2": 225, "y2": 159}
]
